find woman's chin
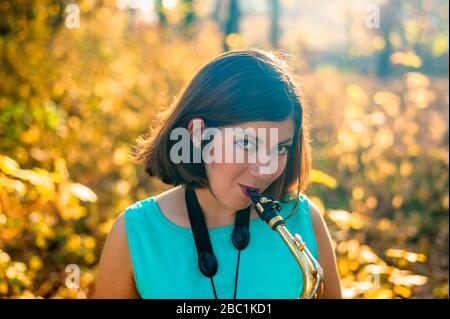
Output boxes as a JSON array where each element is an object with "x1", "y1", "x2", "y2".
[
  {"x1": 219, "y1": 193, "x2": 252, "y2": 211},
  {"x1": 233, "y1": 197, "x2": 252, "y2": 210}
]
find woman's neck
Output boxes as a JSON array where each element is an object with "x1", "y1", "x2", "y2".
[{"x1": 193, "y1": 187, "x2": 258, "y2": 228}]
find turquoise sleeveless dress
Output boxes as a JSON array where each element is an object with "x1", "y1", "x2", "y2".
[{"x1": 124, "y1": 193, "x2": 318, "y2": 299}]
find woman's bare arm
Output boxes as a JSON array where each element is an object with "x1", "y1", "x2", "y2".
[
  {"x1": 308, "y1": 200, "x2": 342, "y2": 299},
  {"x1": 94, "y1": 213, "x2": 140, "y2": 299}
]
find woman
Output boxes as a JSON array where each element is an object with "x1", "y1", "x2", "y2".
[{"x1": 95, "y1": 49, "x2": 342, "y2": 299}]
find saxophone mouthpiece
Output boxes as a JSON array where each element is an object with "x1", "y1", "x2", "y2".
[
  {"x1": 246, "y1": 188, "x2": 261, "y2": 204},
  {"x1": 246, "y1": 189, "x2": 283, "y2": 227}
]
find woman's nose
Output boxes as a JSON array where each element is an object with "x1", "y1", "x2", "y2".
[{"x1": 247, "y1": 159, "x2": 279, "y2": 179}]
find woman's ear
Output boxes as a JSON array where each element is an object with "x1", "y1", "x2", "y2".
[{"x1": 187, "y1": 118, "x2": 205, "y2": 148}]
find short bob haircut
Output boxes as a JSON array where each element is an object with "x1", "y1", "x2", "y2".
[{"x1": 133, "y1": 48, "x2": 311, "y2": 216}]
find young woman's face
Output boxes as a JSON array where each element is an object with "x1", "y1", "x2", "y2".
[{"x1": 203, "y1": 118, "x2": 295, "y2": 210}]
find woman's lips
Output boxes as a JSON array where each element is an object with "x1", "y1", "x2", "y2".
[{"x1": 238, "y1": 184, "x2": 261, "y2": 198}]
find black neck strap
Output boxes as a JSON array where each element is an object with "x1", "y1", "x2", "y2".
[{"x1": 185, "y1": 187, "x2": 250, "y2": 299}]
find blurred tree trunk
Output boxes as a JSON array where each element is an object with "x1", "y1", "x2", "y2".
[
  {"x1": 155, "y1": 0, "x2": 167, "y2": 28},
  {"x1": 182, "y1": 0, "x2": 196, "y2": 30},
  {"x1": 270, "y1": 0, "x2": 281, "y2": 48},
  {"x1": 223, "y1": 0, "x2": 240, "y2": 51},
  {"x1": 212, "y1": 0, "x2": 223, "y2": 26},
  {"x1": 376, "y1": 0, "x2": 401, "y2": 78}
]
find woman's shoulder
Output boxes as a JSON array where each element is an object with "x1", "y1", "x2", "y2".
[
  {"x1": 124, "y1": 186, "x2": 189, "y2": 228},
  {"x1": 153, "y1": 185, "x2": 184, "y2": 206},
  {"x1": 281, "y1": 192, "x2": 313, "y2": 213},
  {"x1": 295, "y1": 193, "x2": 325, "y2": 226},
  {"x1": 124, "y1": 186, "x2": 180, "y2": 214},
  {"x1": 95, "y1": 210, "x2": 141, "y2": 298},
  {"x1": 282, "y1": 193, "x2": 326, "y2": 234},
  {"x1": 292, "y1": 194, "x2": 329, "y2": 247},
  {"x1": 122, "y1": 196, "x2": 155, "y2": 225},
  {"x1": 153, "y1": 186, "x2": 190, "y2": 228}
]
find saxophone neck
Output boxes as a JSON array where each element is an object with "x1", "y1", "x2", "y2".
[
  {"x1": 247, "y1": 189, "x2": 325, "y2": 299},
  {"x1": 247, "y1": 190, "x2": 284, "y2": 230}
]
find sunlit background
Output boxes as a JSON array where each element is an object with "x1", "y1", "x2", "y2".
[{"x1": 0, "y1": 0, "x2": 448, "y2": 299}]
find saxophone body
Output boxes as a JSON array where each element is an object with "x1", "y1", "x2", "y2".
[{"x1": 247, "y1": 190, "x2": 325, "y2": 299}]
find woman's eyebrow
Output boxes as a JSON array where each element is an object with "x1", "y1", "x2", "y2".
[
  {"x1": 277, "y1": 138, "x2": 293, "y2": 145},
  {"x1": 252, "y1": 136, "x2": 293, "y2": 145},
  {"x1": 239, "y1": 133, "x2": 292, "y2": 145}
]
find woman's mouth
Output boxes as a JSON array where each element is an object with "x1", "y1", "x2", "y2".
[{"x1": 238, "y1": 184, "x2": 261, "y2": 198}]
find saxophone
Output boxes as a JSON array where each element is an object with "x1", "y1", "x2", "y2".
[{"x1": 247, "y1": 190, "x2": 324, "y2": 299}]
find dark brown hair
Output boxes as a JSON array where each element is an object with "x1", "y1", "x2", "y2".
[{"x1": 133, "y1": 48, "x2": 311, "y2": 212}]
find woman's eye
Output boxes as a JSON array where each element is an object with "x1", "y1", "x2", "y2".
[
  {"x1": 277, "y1": 145, "x2": 291, "y2": 155},
  {"x1": 236, "y1": 139, "x2": 255, "y2": 150}
]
